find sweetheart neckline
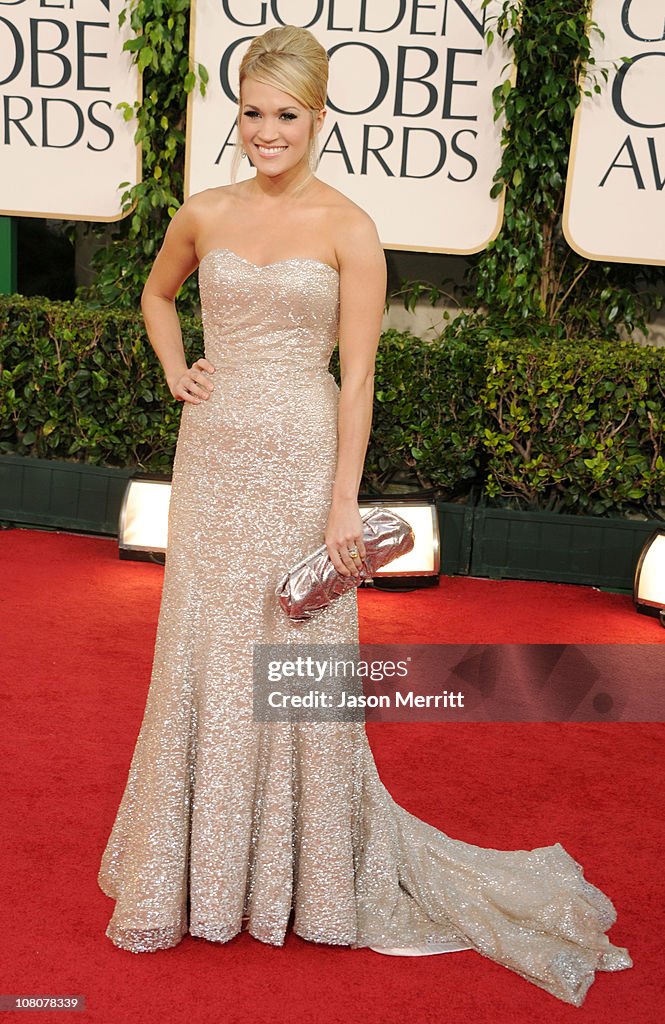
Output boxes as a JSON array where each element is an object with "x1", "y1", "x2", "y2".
[{"x1": 199, "y1": 247, "x2": 340, "y2": 276}]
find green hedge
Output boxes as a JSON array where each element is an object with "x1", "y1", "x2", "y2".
[
  {"x1": 1, "y1": 295, "x2": 664, "y2": 516},
  {"x1": 482, "y1": 338, "x2": 665, "y2": 516},
  {"x1": 0, "y1": 295, "x2": 200, "y2": 471},
  {"x1": 364, "y1": 328, "x2": 483, "y2": 495}
]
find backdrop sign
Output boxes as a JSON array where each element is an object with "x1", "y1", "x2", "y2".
[
  {"x1": 0, "y1": 0, "x2": 141, "y2": 221},
  {"x1": 564, "y1": 0, "x2": 665, "y2": 265},
  {"x1": 185, "y1": 0, "x2": 512, "y2": 253}
]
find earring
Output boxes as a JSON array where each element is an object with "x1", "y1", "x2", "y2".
[
  {"x1": 308, "y1": 113, "x2": 321, "y2": 171},
  {"x1": 308, "y1": 139, "x2": 319, "y2": 172}
]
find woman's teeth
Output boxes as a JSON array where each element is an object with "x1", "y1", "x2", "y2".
[{"x1": 257, "y1": 146, "x2": 287, "y2": 157}]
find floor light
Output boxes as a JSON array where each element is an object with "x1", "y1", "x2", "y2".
[
  {"x1": 118, "y1": 475, "x2": 171, "y2": 563},
  {"x1": 633, "y1": 529, "x2": 665, "y2": 627},
  {"x1": 358, "y1": 496, "x2": 440, "y2": 590}
]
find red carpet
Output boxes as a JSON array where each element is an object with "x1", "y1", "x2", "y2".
[{"x1": 1, "y1": 527, "x2": 663, "y2": 1024}]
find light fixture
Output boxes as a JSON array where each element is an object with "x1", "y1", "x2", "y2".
[
  {"x1": 115, "y1": 480, "x2": 440, "y2": 586},
  {"x1": 118, "y1": 474, "x2": 171, "y2": 563},
  {"x1": 358, "y1": 493, "x2": 440, "y2": 590},
  {"x1": 633, "y1": 529, "x2": 665, "y2": 627}
]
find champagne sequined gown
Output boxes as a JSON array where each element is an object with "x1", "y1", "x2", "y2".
[{"x1": 98, "y1": 248, "x2": 632, "y2": 1006}]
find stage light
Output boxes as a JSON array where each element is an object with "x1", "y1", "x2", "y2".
[
  {"x1": 118, "y1": 475, "x2": 171, "y2": 563},
  {"x1": 358, "y1": 497, "x2": 440, "y2": 590},
  {"x1": 633, "y1": 529, "x2": 665, "y2": 627},
  {"x1": 115, "y1": 481, "x2": 440, "y2": 585}
]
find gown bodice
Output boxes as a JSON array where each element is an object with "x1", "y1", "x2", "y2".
[{"x1": 198, "y1": 248, "x2": 340, "y2": 376}]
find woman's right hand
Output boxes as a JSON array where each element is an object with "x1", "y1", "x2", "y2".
[{"x1": 169, "y1": 358, "x2": 216, "y2": 404}]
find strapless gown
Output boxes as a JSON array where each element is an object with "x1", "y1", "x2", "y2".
[{"x1": 97, "y1": 247, "x2": 632, "y2": 1006}]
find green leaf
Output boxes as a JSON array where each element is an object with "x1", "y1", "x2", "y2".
[{"x1": 138, "y1": 47, "x2": 154, "y2": 73}]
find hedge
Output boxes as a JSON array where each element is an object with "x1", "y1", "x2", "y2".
[
  {"x1": 482, "y1": 338, "x2": 665, "y2": 516},
  {"x1": 0, "y1": 295, "x2": 200, "y2": 472},
  {"x1": 1, "y1": 295, "x2": 663, "y2": 517}
]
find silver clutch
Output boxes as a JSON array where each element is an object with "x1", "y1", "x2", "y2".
[{"x1": 275, "y1": 506, "x2": 415, "y2": 621}]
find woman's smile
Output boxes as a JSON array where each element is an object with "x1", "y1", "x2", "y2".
[{"x1": 255, "y1": 144, "x2": 288, "y2": 159}]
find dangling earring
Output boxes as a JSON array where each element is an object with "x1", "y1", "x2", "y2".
[
  {"x1": 241, "y1": 147, "x2": 247, "y2": 161},
  {"x1": 309, "y1": 109, "x2": 323, "y2": 171},
  {"x1": 308, "y1": 134, "x2": 320, "y2": 172}
]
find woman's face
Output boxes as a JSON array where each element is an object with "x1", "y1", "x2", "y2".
[{"x1": 238, "y1": 77, "x2": 325, "y2": 176}]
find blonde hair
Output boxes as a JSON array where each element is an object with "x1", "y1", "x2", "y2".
[{"x1": 231, "y1": 26, "x2": 328, "y2": 182}]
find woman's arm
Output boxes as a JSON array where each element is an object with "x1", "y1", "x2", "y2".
[
  {"x1": 324, "y1": 210, "x2": 386, "y2": 577},
  {"x1": 140, "y1": 196, "x2": 216, "y2": 403}
]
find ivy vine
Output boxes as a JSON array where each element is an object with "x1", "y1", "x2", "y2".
[
  {"x1": 76, "y1": 0, "x2": 207, "y2": 316},
  {"x1": 400, "y1": 0, "x2": 664, "y2": 342}
]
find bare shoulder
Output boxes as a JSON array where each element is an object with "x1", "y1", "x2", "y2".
[
  {"x1": 187, "y1": 183, "x2": 240, "y2": 210},
  {"x1": 316, "y1": 182, "x2": 383, "y2": 263},
  {"x1": 337, "y1": 204, "x2": 382, "y2": 257},
  {"x1": 318, "y1": 182, "x2": 378, "y2": 235},
  {"x1": 173, "y1": 185, "x2": 237, "y2": 235}
]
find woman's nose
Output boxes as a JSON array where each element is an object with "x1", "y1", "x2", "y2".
[{"x1": 256, "y1": 118, "x2": 280, "y2": 140}]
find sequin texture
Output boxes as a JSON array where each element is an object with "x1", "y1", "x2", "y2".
[{"x1": 97, "y1": 248, "x2": 632, "y2": 1006}]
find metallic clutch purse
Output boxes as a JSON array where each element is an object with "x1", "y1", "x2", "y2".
[{"x1": 275, "y1": 506, "x2": 415, "y2": 621}]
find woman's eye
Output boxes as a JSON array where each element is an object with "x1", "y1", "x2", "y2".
[
  {"x1": 280, "y1": 113, "x2": 297, "y2": 121},
  {"x1": 243, "y1": 111, "x2": 260, "y2": 119}
]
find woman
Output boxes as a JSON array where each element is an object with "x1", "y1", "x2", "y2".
[{"x1": 98, "y1": 25, "x2": 632, "y2": 1007}]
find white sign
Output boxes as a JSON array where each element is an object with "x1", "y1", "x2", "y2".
[
  {"x1": 185, "y1": 0, "x2": 512, "y2": 254},
  {"x1": 564, "y1": 0, "x2": 665, "y2": 265},
  {"x1": 0, "y1": 0, "x2": 141, "y2": 221}
]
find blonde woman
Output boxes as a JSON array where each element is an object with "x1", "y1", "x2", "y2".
[{"x1": 98, "y1": 25, "x2": 631, "y2": 1006}]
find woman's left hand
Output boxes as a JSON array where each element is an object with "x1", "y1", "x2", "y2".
[{"x1": 324, "y1": 498, "x2": 366, "y2": 577}]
